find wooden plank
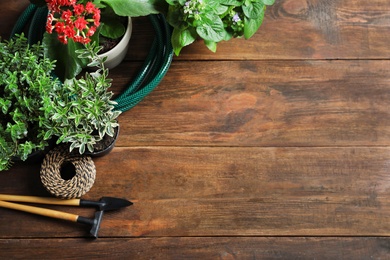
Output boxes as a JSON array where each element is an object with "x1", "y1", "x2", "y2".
[
  {"x1": 1, "y1": 147, "x2": 390, "y2": 237},
  {"x1": 0, "y1": 1, "x2": 30, "y2": 40},
  {"x1": 2, "y1": 1, "x2": 389, "y2": 60},
  {"x1": 131, "y1": 0, "x2": 390, "y2": 60},
  {"x1": 0, "y1": 237, "x2": 389, "y2": 259},
  {"x1": 111, "y1": 60, "x2": 390, "y2": 147}
]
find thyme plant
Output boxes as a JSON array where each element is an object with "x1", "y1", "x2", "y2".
[{"x1": 0, "y1": 34, "x2": 59, "y2": 171}]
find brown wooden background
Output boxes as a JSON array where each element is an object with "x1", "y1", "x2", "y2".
[{"x1": 1, "y1": 0, "x2": 390, "y2": 259}]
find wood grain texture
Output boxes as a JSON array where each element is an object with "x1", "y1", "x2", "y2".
[
  {"x1": 1, "y1": 147, "x2": 390, "y2": 237},
  {"x1": 0, "y1": 1, "x2": 30, "y2": 40},
  {"x1": 130, "y1": 0, "x2": 390, "y2": 60},
  {"x1": 0, "y1": 237, "x2": 389, "y2": 259},
  {"x1": 0, "y1": 0, "x2": 389, "y2": 258},
  {"x1": 111, "y1": 60, "x2": 390, "y2": 147}
]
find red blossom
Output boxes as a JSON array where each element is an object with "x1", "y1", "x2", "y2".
[
  {"x1": 58, "y1": 34, "x2": 68, "y2": 44},
  {"x1": 45, "y1": 0, "x2": 101, "y2": 45},
  {"x1": 55, "y1": 22, "x2": 66, "y2": 34},
  {"x1": 85, "y1": 2, "x2": 96, "y2": 13},
  {"x1": 93, "y1": 11, "x2": 101, "y2": 27},
  {"x1": 74, "y1": 17, "x2": 88, "y2": 31},
  {"x1": 46, "y1": 13, "x2": 54, "y2": 33},
  {"x1": 73, "y1": 4, "x2": 85, "y2": 16},
  {"x1": 64, "y1": 26, "x2": 75, "y2": 38},
  {"x1": 61, "y1": 9, "x2": 72, "y2": 22},
  {"x1": 86, "y1": 26, "x2": 96, "y2": 37},
  {"x1": 82, "y1": 38, "x2": 91, "y2": 44}
]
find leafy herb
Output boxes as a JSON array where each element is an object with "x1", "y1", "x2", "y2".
[
  {"x1": 0, "y1": 34, "x2": 60, "y2": 171},
  {"x1": 166, "y1": 0, "x2": 275, "y2": 55},
  {"x1": 44, "y1": 43, "x2": 121, "y2": 154}
]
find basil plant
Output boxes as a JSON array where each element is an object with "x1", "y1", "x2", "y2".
[{"x1": 166, "y1": 0, "x2": 275, "y2": 55}]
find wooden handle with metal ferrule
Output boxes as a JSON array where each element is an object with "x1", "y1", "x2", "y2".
[
  {"x1": 0, "y1": 194, "x2": 80, "y2": 206},
  {"x1": 0, "y1": 200, "x2": 79, "y2": 222}
]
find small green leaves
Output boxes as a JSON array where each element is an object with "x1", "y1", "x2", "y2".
[
  {"x1": 0, "y1": 34, "x2": 58, "y2": 171},
  {"x1": 44, "y1": 43, "x2": 121, "y2": 155},
  {"x1": 0, "y1": 98, "x2": 11, "y2": 114}
]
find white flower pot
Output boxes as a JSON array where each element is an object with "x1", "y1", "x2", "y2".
[{"x1": 99, "y1": 17, "x2": 132, "y2": 69}]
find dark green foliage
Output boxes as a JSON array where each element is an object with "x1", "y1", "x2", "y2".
[{"x1": 0, "y1": 34, "x2": 59, "y2": 171}]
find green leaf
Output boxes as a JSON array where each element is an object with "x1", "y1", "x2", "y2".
[
  {"x1": 261, "y1": 0, "x2": 275, "y2": 5},
  {"x1": 220, "y1": 0, "x2": 241, "y2": 5},
  {"x1": 214, "y1": 4, "x2": 229, "y2": 15},
  {"x1": 99, "y1": 7, "x2": 126, "y2": 39},
  {"x1": 10, "y1": 122, "x2": 27, "y2": 141},
  {"x1": 244, "y1": 12, "x2": 265, "y2": 39},
  {"x1": 43, "y1": 33, "x2": 88, "y2": 81},
  {"x1": 87, "y1": 143, "x2": 94, "y2": 153},
  {"x1": 166, "y1": 5, "x2": 185, "y2": 28},
  {"x1": 204, "y1": 40, "x2": 217, "y2": 52},
  {"x1": 100, "y1": 21, "x2": 126, "y2": 39},
  {"x1": 0, "y1": 98, "x2": 11, "y2": 114},
  {"x1": 196, "y1": 15, "x2": 226, "y2": 42},
  {"x1": 19, "y1": 141, "x2": 33, "y2": 161},
  {"x1": 44, "y1": 130, "x2": 53, "y2": 140},
  {"x1": 79, "y1": 143, "x2": 86, "y2": 154},
  {"x1": 243, "y1": 2, "x2": 265, "y2": 19},
  {"x1": 171, "y1": 27, "x2": 197, "y2": 56}
]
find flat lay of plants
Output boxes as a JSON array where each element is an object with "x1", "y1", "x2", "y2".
[
  {"x1": 0, "y1": 0, "x2": 274, "y2": 172},
  {"x1": 0, "y1": 34, "x2": 59, "y2": 171},
  {"x1": 30, "y1": 0, "x2": 274, "y2": 79},
  {"x1": 0, "y1": 33, "x2": 119, "y2": 171}
]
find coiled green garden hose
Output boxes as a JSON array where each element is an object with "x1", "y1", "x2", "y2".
[{"x1": 11, "y1": 4, "x2": 173, "y2": 113}]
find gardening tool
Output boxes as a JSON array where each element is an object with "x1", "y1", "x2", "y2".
[
  {"x1": 0, "y1": 194, "x2": 133, "y2": 211},
  {"x1": 0, "y1": 200, "x2": 104, "y2": 238},
  {"x1": 0, "y1": 195, "x2": 133, "y2": 238}
]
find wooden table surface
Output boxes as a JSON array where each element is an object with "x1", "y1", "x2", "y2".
[{"x1": 1, "y1": 0, "x2": 390, "y2": 259}]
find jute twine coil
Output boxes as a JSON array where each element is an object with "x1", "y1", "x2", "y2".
[{"x1": 40, "y1": 145, "x2": 96, "y2": 199}]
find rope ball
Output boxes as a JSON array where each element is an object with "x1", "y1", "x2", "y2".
[{"x1": 40, "y1": 145, "x2": 96, "y2": 199}]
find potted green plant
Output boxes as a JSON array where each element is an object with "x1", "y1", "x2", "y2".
[
  {"x1": 0, "y1": 33, "x2": 60, "y2": 171},
  {"x1": 165, "y1": 0, "x2": 275, "y2": 55},
  {"x1": 43, "y1": 42, "x2": 121, "y2": 156},
  {"x1": 30, "y1": 0, "x2": 274, "y2": 79},
  {"x1": 30, "y1": 0, "x2": 133, "y2": 81}
]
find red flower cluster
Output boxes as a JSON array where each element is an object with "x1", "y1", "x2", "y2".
[{"x1": 45, "y1": 0, "x2": 100, "y2": 44}]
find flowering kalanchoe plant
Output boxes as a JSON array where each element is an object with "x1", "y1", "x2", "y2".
[
  {"x1": 31, "y1": 0, "x2": 130, "y2": 81},
  {"x1": 45, "y1": 0, "x2": 101, "y2": 44}
]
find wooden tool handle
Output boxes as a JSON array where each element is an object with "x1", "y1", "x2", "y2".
[
  {"x1": 0, "y1": 200, "x2": 79, "y2": 222},
  {"x1": 0, "y1": 194, "x2": 80, "y2": 206}
]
